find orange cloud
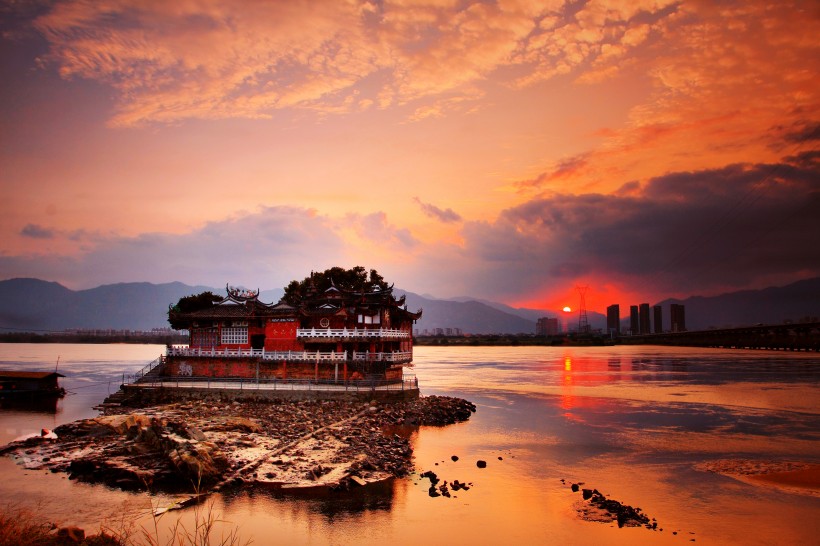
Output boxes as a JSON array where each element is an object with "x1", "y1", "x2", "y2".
[{"x1": 26, "y1": 0, "x2": 692, "y2": 127}]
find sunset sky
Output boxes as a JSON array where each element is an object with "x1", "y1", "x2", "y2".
[{"x1": 1, "y1": 0, "x2": 818, "y2": 312}]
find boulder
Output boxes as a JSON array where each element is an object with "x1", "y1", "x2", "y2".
[
  {"x1": 93, "y1": 414, "x2": 153, "y2": 435},
  {"x1": 55, "y1": 526, "x2": 85, "y2": 544}
]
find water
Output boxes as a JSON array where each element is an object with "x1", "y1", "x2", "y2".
[{"x1": 0, "y1": 344, "x2": 818, "y2": 545}]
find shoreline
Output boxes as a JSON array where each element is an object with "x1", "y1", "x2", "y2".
[{"x1": 697, "y1": 459, "x2": 820, "y2": 497}]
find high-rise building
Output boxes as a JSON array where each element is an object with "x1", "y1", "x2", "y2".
[
  {"x1": 671, "y1": 304, "x2": 686, "y2": 332},
  {"x1": 639, "y1": 303, "x2": 650, "y2": 334},
  {"x1": 606, "y1": 304, "x2": 620, "y2": 336},
  {"x1": 629, "y1": 305, "x2": 639, "y2": 335},
  {"x1": 653, "y1": 305, "x2": 663, "y2": 334},
  {"x1": 536, "y1": 317, "x2": 560, "y2": 336}
]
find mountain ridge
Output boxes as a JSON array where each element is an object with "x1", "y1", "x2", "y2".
[{"x1": 0, "y1": 277, "x2": 816, "y2": 334}]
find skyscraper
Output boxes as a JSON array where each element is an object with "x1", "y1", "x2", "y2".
[
  {"x1": 536, "y1": 317, "x2": 559, "y2": 336},
  {"x1": 606, "y1": 304, "x2": 620, "y2": 336},
  {"x1": 653, "y1": 305, "x2": 663, "y2": 334},
  {"x1": 629, "y1": 305, "x2": 639, "y2": 335},
  {"x1": 671, "y1": 304, "x2": 686, "y2": 332},
  {"x1": 639, "y1": 303, "x2": 650, "y2": 334}
]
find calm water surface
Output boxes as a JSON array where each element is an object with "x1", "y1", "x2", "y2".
[{"x1": 1, "y1": 343, "x2": 818, "y2": 545}]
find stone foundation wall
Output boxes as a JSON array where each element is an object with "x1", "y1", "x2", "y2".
[{"x1": 121, "y1": 384, "x2": 420, "y2": 404}]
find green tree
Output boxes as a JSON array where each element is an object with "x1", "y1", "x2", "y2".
[
  {"x1": 283, "y1": 266, "x2": 388, "y2": 305},
  {"x1": 168, "y1": 291, "x2": 223, "y2": 329}
]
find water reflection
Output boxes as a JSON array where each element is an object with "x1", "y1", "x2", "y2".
[
  {"x1": 224, "y1": 480, "x2": 396, "y2": 521},
  {"x1": 0, "y1": 395, "x2": 61, "y2": 414},
  {"x1": 416, "y1": 346, "x2": 820, "y2": 414},
  {"x1": 0, "y1": 344, "x2": 817, "y2": 546}
]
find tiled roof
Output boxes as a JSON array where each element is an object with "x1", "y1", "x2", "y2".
[
  {"x1": 0, "y1": 371, "x2": 65, "y2": 379},
  {"x1": 185, "y1": 305, "x2": 256, "y2": 318}
]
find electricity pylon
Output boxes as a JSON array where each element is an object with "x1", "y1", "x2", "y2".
[{"x1": 576, "y1": 285, "x2": 590, "y2": 334}]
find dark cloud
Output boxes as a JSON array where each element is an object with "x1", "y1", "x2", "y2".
[
  {"x1": 783, "y1": 150, "x2": 820, "y2": 169},
  {"x1": 453, "y1": 160, "x2": 820, "y2": 300},
  {"x1": 614, "y1": 181, "x2": 641, "y2": 196},
  {"x1": 781, "y1": 121, "x2": 820, "y2": 144},
  {"x1": 20, "y1": 223, "x2": 55, "y2": 239},
  {"x1": 413, "y1": 197, "x2": 462, "y2": 223}
]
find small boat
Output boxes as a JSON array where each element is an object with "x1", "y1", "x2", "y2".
[{"x1": 0, "y1": 371, "x2": 66, "y2": 399}]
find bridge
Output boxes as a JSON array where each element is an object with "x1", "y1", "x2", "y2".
[{"x1": 619, "y1": 321, "x2": 820, "y2": 351}]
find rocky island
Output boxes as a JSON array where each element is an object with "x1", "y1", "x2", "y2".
[{"x1": 0, "y1": 395, "x2": 476, "y2": 503}]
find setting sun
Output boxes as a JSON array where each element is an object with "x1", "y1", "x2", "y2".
[{"x1": 563, "y1": 306, "x2": 572, "y2": 313}]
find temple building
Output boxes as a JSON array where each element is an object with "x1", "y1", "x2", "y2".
[{"x1": 164, "y1": 282, "x2": 422, "y2": 383}]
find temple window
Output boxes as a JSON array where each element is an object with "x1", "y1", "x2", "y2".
[
  {"x1": 357, "y1": 314, "x2": 381, "y2": 325},
  {"x1": 191, "y1": 328, "x2": 218, "y2": 348},
  {"x1": 221, "y1": 326, "x2": 248, "y2": 345}
]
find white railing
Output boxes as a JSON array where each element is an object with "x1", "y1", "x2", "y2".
[
  {"x1": 127, "y1": 376, "x2": 420, "y2": 392},
  {"x1": 166, "y1": 346, "x2": 412, "y2": 362},
  {"x1": 168, "y1": 346, "x2": 266, "y2": 358},
  {"x1": 296, "y1": 327, "x2": 410, "y2": 339},
  {"x1": 351, "y1": 351, "x2": 412, "y2": 362},
  {"x1": 261, "y1": 350, "x2": 348, "y2": 362}
]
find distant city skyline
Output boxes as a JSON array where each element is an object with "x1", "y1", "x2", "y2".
[{"x1": 1, "y1": 1, "x2": 818, "y2": 313}]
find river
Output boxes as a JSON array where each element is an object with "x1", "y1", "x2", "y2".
[{"x1": 1, "y1": 343, "x2": 818, "y2": 545}]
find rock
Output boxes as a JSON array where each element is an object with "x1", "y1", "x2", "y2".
[
  {"x1": 56, "y1": 526, "x2": 85, "y2": 543},
  {"x1": 93, "y1": 414, "x2": 153, "y2": 435},
  {"x1": 451, "y1": 455, "x2": 459, "y2": 462},
  {"x1": 220, "y1": 417, "x2": 262, "y2": 433},
  {"x1": 439, "y1": 482, "x2": 451, "y2": 497},
  {"x1": 571, "y1": 483, "x2": 580, "y2": 492},
  {"x1": 187, "y1": 427, "x2": 207, "y2": 441},
  {"x1": 476, "y1": 460, "x2": 487, "y2": 468},
  {"x1": 349, "y1": 475, "x2": 367, "y2": 486},
  {"x1": 573, "y1": 484, "x2": 652, "y2": 529}
]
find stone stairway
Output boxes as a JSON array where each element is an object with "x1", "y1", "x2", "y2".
[{"x1": 98, "y1": 389, "x2": 131, "y2": 408}]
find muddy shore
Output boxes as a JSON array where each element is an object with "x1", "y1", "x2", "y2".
[{"x1": 0, "y1": 395, "x2": 477, "y2": 498}]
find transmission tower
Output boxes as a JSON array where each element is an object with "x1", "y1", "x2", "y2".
[{"x1": 576, "y1": 285, "x2": 590, "y2": 334}]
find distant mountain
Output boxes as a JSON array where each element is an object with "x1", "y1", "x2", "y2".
[
  {"x1": 0, "y1": 277, "x2": 816, "y2": 334},
  {"x1": 259, "y1": 288, "x2": 285, "y2": 303},
  {"x1": 399, "y1": 291, "x2": 536, "y2": 335},
  {"x1": 444, "y1": 295, "x2": 607, "y2": 330},
  {"x1": 655, "y1": 277, "x2": 820, "y2": 330},
  {"x1": 0, "y1": 278, "x2": 217, "y2": 331}
]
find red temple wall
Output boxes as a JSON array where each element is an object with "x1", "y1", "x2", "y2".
[
  {"x1": 264, "y1": 320, "x2": 302, "y2": 351},
  {"x1": 164, "y1": 356, "x2": 349, "y2": 380}
]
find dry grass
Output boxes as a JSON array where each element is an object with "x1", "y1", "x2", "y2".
[
  {"x1": 0, "y1": 504, "x2": 55, "y2": 546},
  {"x1": 0, "y1": 499, "x2": 248, "y2": 546},
  {"x1": 110, "y1": 497, "x2": 249, "y2": 546}
]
